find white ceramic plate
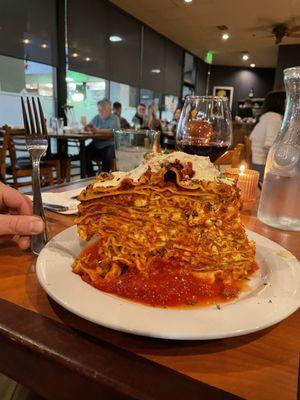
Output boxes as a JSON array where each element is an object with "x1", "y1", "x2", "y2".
[{"x1": 36, "y1": 226, "x2": 300, "y2": 340}]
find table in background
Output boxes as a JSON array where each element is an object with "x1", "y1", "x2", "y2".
[
  {"x1": 48, "y1": 132, "x2": 105, "y2": 178},
  {"x1": 0, "y1": 179, "x2": 299, "y2": 400}
]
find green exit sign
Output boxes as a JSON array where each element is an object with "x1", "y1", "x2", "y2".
[{"x1": 206, "y1": 51, "x2": 213, "y2": 64}]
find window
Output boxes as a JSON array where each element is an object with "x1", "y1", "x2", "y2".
[
  {"x1": 66, "y1": 70, "x2": 107, "y2": 125},
  {"x1": 109, "y1": 81, "x2": 139, "y2": 123},
  {"x1": 183, "y1": 52, "x2": 196, "y2": 86},
  {"x1": 0, "y1": 54, "x2": 56, "y2": 127}
]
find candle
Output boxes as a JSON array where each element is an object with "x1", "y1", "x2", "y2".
[{"x1": 225, "y1": 166, "x2": 259, "y2": 209}]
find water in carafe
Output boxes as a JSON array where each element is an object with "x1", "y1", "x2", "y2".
[{"x1": 258, "y1": 67, "x2": 300, "y2": 231}]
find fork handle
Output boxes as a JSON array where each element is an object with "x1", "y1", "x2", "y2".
[{"x1": 31, "y1": 159, "x2": 48, "y2": 255}]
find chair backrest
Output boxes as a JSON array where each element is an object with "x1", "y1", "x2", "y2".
[
  {"x1": 0, "y1": 127, "x2": 11, "y2": 180},
  {"x1": 244, "y1": 135, "x2": 252, "y2": 168},
  {"x1": 8, "y1": 127, "x2": 28, "y2": 159},
  {"x1": 231, "y1": 143, "x2": 245, "y2": 167},
  {"x1": 3, "y1": 126, "x2": 29, "y2": 179},
  {"x1": 214, "y1": 144, "x2": 245, "y2": 169}
]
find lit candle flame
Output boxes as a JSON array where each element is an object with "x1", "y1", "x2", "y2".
[{"x1": 239, "y1": 164, "x2": 246, "y2": 175}]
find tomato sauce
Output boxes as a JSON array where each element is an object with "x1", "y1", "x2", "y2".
[{"x1": 78, "y1": 242, "x2": 257, "y2": 308}]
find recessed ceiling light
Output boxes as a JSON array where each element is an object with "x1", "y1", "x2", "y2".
[
  {"x1": 222, "y1": 33, "x2": 230, "y2": 40},
  {"x1": 109, "y1": 35, "x2": 123, "y2": 42},
  {"x1": 41, "y1": 43, "x2": 48, "y2": 49},
  {"x1": 85, "y1": 57, "x2": 91, "y2": 62},
  {"x1": 184, "y1": 0, "x2": 193, "y2": 2},
  {"x1": 72, "y1": 52, "x2": 79, "y2": 58},
  {"x1": 151, "y1": 69, "x2": 161, "y2": 74},
  {"x1": 242, "y1": 53, "x2": 249, "y2": 61},
  {"x1": 22, "y1": 39, "x2": 30, "y2": 44},
  {"x1": 250, "y1": 63, "x2": 256, "y2": 68}
]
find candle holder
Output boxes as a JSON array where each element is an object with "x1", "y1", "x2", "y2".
[{"x1": 225, "y1": 167, "x2": 259, "y2": 210}]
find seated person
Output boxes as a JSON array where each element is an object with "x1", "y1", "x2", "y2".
[
  {"x1": 85, "y1": 99, "x2": 120, "y2": 176},
  {"x1": 113, "y1": 102, "x2": 130, "y2": 129},
  {"x1": 161, "y1": 107, "x2": 182, "y2": 150},
  {"x1": 250, "y1": 91, "x2": 286, "y2": 182},
  {"x1": 237, "y1": 99, "x2": 253, "y2": 120},
  {"x1": 147, "y1": 104, "x2": 162, "y2": 132},
  {"x1": 132, "y1": 103, "x2": 148, "y2": 129},
  {"x1": 170, "y1": 107, "x2": 182, "y2": 134}
]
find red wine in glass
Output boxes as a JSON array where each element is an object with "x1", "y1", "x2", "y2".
[
  {"x1": 176, "y1": 96, "x2": 232, "y2": 161},
  {"x1": 178, "y1": 144, "x2": 228, "y2": 162}
]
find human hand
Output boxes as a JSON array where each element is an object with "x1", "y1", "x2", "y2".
[
  {"x1": 0, "y1": 183, "x2": 44, "y2": 250},
  {"x1": 84, "y1": 124, "x2": 92, "y2": 132},
  {"x1": 90, "y1": 125, "x2": 99, "y2": 134}
]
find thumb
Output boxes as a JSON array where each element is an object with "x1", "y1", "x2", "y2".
[{"x1": 0, "y1": 215, "x2": 44, "y2": 236}]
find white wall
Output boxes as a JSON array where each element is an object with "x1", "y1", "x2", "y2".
[{"x1": 0, "y1": 91, "x2": 55, "y2": 127}]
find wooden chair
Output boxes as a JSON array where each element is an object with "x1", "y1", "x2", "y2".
[
  {"x1": 214, "y1": 144, "x2": 245, "y2": 170},
  {"x1": 0, "y1": 128, "x2": 10, "y2": 182},
  {"x1": 244, "y1": 135, "x2": 252, "y2": 168},
  {"x1": 4, "y1": 125, "x2": 66, "y2": 185},
  {"x1": 2, "y1": 126, "x2": 54, "y2": 189}
]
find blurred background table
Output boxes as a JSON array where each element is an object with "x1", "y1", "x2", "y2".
[{"x1": 48, "y1": 131, "x2": 104, "y2": 178}]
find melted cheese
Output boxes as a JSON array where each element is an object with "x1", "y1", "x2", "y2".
[{"x1": 93, "y1": 151, "x2": 233, "y2": 188}]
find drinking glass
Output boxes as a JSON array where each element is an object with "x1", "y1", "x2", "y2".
[
  {"x1": 56, "y1": 118, "x2": 64, "y2": 135},
  {"x1": 114, "y1": 129, "x2": 160, "y2": 171},
  {"x1": 176, "y1": 96, "x2": 232, "y2": 161}
]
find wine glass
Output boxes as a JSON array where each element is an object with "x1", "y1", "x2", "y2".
[{"x1": 176, "y1": 96, "x2": 232, "y2": 162}]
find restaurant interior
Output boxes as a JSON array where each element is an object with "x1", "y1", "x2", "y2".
[{"x1": 0, "y1": 1, "x2": 299, "y2": 400}]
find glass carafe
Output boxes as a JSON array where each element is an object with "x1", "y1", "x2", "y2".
[{"x1": 258, "y1": 67, "x2": 300, "y2": 231}]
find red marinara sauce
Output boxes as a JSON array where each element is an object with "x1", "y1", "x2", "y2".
[{"x1": 78, "y1": 242, "x2": 258, "y2": 307}]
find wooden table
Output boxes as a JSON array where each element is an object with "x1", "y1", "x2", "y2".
[
  {"x1": 0, "y1": 180, "x2": 299, "y2": 400},
  {"x1": 48, "y1": 132, "x2": 107, "y2": 178}
]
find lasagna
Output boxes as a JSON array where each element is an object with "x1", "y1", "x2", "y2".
[{"x1": 73, "y1": 152, "x2": 257, "y2": 307}]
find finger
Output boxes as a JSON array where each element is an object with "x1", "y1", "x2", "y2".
[
  {"x1": 0, "y1": 183, "x2": 32, "y2": 215},
  {"x1": 0, "y1": 215, "x2": 44, "y2": 236},
  {"x1": 17, "y1": 236, "x2": 30, "y2": 250}
]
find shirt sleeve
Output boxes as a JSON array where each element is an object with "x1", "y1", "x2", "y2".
[
  {"x1": 264, "y1": 117, "x2": 282, "y2": 148},
  {"x1": 89, "y1": 115, "x2": 98, "y2": 126}
]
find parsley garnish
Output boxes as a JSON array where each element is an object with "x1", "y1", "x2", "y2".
[{"x1": 216, "y1": 304, "x2": 221, "y2": 310}]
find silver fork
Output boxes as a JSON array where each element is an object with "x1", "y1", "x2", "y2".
[{"x1": 21, "y1": 97, "x2": 49, "y2": 255}]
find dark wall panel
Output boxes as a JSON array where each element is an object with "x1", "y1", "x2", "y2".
[
  {"x1": 274, "y1": 44, "x2": 300, "y2": 89},
  {"x1": 141, "y1": 27, "x2": 165, "y2": 93},
  {"x1": 0, "y1": 0, "x2": 57, "y2": 66},
  {"x1": 164, "y1": 40, "x2": 183, "y2": 96},
  {"x1": 208, "y1": 65, "x2": 275, "y2": 114},
  {"x1": 196, "y1": 59, "x2": 209, "y2": 95},
  {"x1": 68, "y1": 0, "x2": 109, "y2": 78},
  {"x1": 108, "y1": 6, "x2": 141, "y2": 87}
]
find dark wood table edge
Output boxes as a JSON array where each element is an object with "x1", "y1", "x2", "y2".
[{"x1": 0, "y1": 299, "x2": 242, "y2": 400}]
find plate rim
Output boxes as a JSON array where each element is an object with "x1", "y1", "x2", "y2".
[{"x1": 36, "y1": 225, "x2": 300, "y2": 340}]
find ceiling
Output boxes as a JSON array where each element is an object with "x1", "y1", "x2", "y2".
[{"x1": 110, "y1": 0, "x2": 300, "y2": 68}]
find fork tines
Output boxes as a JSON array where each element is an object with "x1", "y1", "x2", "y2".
[{"x1": 21, "y1": 97, "x2": 48, "y2": 136}]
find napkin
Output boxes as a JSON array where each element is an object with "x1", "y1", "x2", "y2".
[{"x1": 28, "y1": 187, "x2": 84, "y2": 215}]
